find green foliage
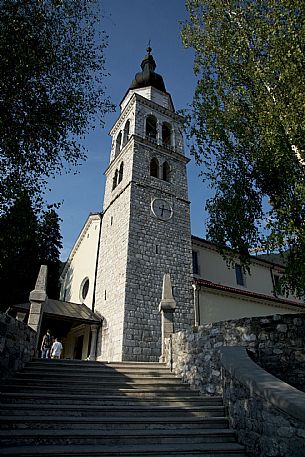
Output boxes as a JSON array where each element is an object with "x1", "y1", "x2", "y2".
[
  {"x1": 38, "y1": 208, "x2": 63, "y2": 299},
  {"x1": 0, "y1": 194, "x2": 63, "y2": 311},
  {"x1": 0, "y1": 0, "x2": 113, "y2": 214},
  {"x1": 0, "y1": 193, "x2": 40, "y2": 310},
  {"x1": 182, "y1": 0, "x2": 305, "y2": 296}
]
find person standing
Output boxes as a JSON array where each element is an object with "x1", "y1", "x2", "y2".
[
  {"x1": 41, "y1": 330, "x2": 52, "y2": 359},
  {"x1": 50, "y1": 338, "x2": 63, "y2": 359}
]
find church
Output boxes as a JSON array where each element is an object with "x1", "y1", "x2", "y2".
[
  {"x1": 56, "y1": 48, "x2": 304, "y2": 363},
  {"x1": 4, "y1": 45, "x2": 297, "y2": 363}
]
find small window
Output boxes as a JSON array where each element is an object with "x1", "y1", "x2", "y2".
[
  {"x1": 80, "y1": 278, "x2": 89, "y2": 301},
  {"x1": 235, "y1": 264, "x2": 245, "y2": 286},
  {"x1": 192, "y1": 251, "x2": 199, "y2": 275},
  {"x1": 162, "y1": 122, "x2": 171, "y2": 146},
  {"x1": 146, "y1": 115, "x2": 157, "y2": 140},
  {"x1": 123, "y1": 120, "x2": 130, "y2": 146},
  {"x1": 118, "y1": 162, "x2": 124, "y2": 183},
  {"x1": 162, "y1": 161, "x2": 170, "y2": 182},
  {"x1": 273, "y1": 274, "x2": 283, "y2": 296},
  {"x1": 112, "y1": 169, "x2": 118, "y2": 190},
  {"x1": 115, "y1": 132, "x2": 122, "y2": 156},
  {"x1": 150, "y1": 158, "x2": 159, "y2": 178}
]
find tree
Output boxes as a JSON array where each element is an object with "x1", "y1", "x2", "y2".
[
  {"x1": 0, "y1": 193, "x2": 41, "y2": 310},
  {"x1": 182, "y1": 0, "x2": 305, "y2": 296},
  {"x1": 0, "y1": 0, "x2": 113, "y2": 215},
  {"x1": 38, "y1": 208, "x2": 63, "y2": 299},
  {"x1": 0, "y1": 194, "x2": 63, "y2": 311}
]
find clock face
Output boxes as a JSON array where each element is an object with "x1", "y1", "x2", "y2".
[{"x1": 151, "y1": 198, "x2": 173, "y2": 221}]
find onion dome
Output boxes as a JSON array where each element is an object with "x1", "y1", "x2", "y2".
[{"x1": 129, "y1": 47, "x2": 166, "y2": 93}]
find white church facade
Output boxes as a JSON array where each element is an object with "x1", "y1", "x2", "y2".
[{"x1": 59, "y1": 49, "x2": 305, "y2": 362}]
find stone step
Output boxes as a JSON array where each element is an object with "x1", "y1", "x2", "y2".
[
  {"x1": 0, "y1": 415, "x2": 230, "y2": 431},
  {"x1": 21, "y1": 366, "x2": 173, "y2": 378},
  {"x1": 0, "y1": 384, "x2": 196, "y2": 396},
  {"x1": 0, "y1": 392, "x2": 222, "y2": 407},
  {"x1": 0, "y1": 403, "x2": 225, "y2": 417},
  {"x1": 0, "y1": 361, "x2": 245, "y2": 457},
  {"x1": 4, "y1": 376, "x2": 183, "y2": 386},
  {"x1": 29, "y1": 359, "x2": 166, "y2": 370},
  {"x1": 0, "y1": 428, "x2": 237, "y2": 446},
  {"x1": 25, "y1": 361, "x2": 169, "y2": 370},
  {"x1": 0, "y1": 442, "x2": 246, "y2": 456},
  {"x1": 21, "y1": 367, "x2": 172, "y2": 377}
]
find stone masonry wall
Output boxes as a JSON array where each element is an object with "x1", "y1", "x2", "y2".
[
  {"x1": 165, "y1": 313, "x2": 305, "y2": 457},
  {"x1": 97, "y1": 89, "x2": 194, "y2": 361},
  {"x1": 165, "y1": 313, "x2": 305, "y2": 395},
  {"x1": 121, "y1": 137, "x2": 194, "y2": 361},
  {"x1": 0, "y1": 312, "x2": 37, "y2": 380},
  {"x1": 222, "y1": 363, "x2": 305, "y2": 457}
]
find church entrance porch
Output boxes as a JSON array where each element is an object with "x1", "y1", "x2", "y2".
[
  {"x1": 13, "y1": 298, "x2": 102, "y2": 361},
  {"x1": 38, "y1": 300, "x2": 102, "y2": 361}
]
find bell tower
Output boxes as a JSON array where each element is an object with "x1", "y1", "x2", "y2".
[{"x1": 95, "y1": 48, "x2": 194, "y2": 361}]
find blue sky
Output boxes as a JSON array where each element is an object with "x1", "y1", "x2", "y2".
[{"x1": 47, "y1": 0, "x2": 212, "y2": 259}]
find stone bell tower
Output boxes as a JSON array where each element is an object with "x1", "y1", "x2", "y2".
[{"x1": 95, "y1": 47, "x2": 194, "y2": 361}]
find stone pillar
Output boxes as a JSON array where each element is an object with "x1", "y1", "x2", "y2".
[
  {"x1": 192, "y1": 283, "x2": 201, "y2": 327},
  {"x1": 89, "y1": 324, "x2": 99, "y2": 360},
  {"x1": 156, "y1": 120, "x2": 161, "y2": 145},
  {"x1": 28, "y1": 265, "x2": 48, "y2": 343},
  {"x1": 159, "y1": 273, "x2": 176, "y2": 363},
  {"x1": 171, "y1": 127, "x2": 176, "y2": 150}
]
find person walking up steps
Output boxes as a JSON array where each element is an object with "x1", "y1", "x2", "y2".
[
  {"x1": 41, "y1": 330, "x2": 52, "y2": 359},
  {"x1": 50, "y1": 338, "x2": 63, "y2": 359}
]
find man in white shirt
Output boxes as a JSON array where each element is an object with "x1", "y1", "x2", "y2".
[{"x1": 50, "y1": 338, "x2": 63, "y2": 359}]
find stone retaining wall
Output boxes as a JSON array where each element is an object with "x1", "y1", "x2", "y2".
[
  {"x1": 165, "y1": 313, "x2": 305, "y2": 395},
  {"x1": 0, "y1": 312, "x2": 37, "y2": 380},
  {"x1": 221, "y1": 347, "x2": 305, "y2": 457},
  {"x1": 164, "y1": 313, "x2": 305, "y2": 457}
]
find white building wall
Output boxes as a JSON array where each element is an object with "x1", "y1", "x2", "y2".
[
  {"x1": 60, "y1": 215, "x2": 101, "y2": 308},
  {"x1": 198, "y1": 290, "x2": 301, "y2": 325},
  {"x1": 192, "y1": 240, "x2": 300, "y2": 303}
]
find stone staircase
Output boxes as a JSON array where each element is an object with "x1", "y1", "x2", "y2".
[{"x1": 0, "y1": 359, "x2": 246, "y2": 456}]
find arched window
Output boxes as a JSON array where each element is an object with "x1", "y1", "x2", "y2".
[
  {"x1": 150, "y1": 158, "x2": 159, "y2": 178},
  {"x1": 115, "y1": 132, "x2": 122, "y2": 156},
  {"x1": 118, "y1": 162, "x2": 124, "y2": 183},
  {"x1": 112, "y1": 169, "x2": 118, "y2": 190},
  {"x1": 123, "y1": 120, "x2": 130, "y2": 146},
  {"x1": 146, "y1": 115, "x2": 157, "y2": 141},
  {"x1": 162, "y1": 161, "x2": 170, "y2": 182},
  {"x1": 162, "y1": 123, "x2": 171, "y2": 146}
]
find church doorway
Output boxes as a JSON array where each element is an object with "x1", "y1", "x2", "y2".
[{"x1": 74, "y1": 335, "x2": 84, "y2": 360}]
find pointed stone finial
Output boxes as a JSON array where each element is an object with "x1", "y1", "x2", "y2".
[
  {"x1": 29, "y1": 265, "x2": 48, "y2": 302},
  {"x1": 159, "y1": 273, "x2": 176, "y2": 311},
  {"x1": 159, "y1": 273, "x2": 176, "y2": 363},
  {"x1": 28, "y1": 265, "x2": 48, "y2": 337}
]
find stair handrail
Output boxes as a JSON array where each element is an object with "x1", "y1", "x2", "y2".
[{"x1": 220, "y1": 346, "x2": 305, "y2": 422}]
